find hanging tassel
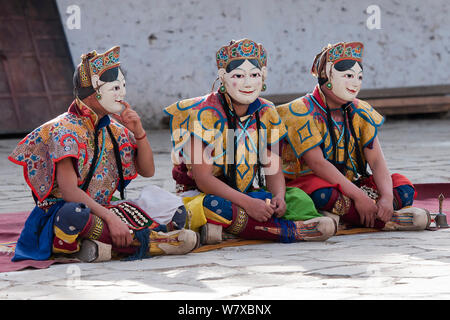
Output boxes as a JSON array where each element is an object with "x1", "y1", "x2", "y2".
[
  {"x1": 121, "y1": 228, "x2": 151, "y2": 261},
  {"x1": 273, "y1": 217, "x2": 296, "y2": 243}
]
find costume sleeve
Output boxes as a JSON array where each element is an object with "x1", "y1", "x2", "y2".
[
  {"x1": 8, "y1": 118, "x2": 85, "y2": 202},
  {"x1": 281, "y1": 141, "x2": 302, "y2": 180},
  {"x1": 259, "y1": 99, "x2": 287, "y2": 147},
  {"x1": 189, "y1": 102, "x2": 227, "y2": 149},
  {"x1": 113, "y1": 123, "x2": 138, "y2": 180},
  {"x1": 276, "y1": 98, "x2": 323, "y2": 159},
  {"x1": 352, "y1": 99, "x2": 385, "y2": 148},
  {"x1": 164, "y1": 97, "x2": 206, "y2": 160}
]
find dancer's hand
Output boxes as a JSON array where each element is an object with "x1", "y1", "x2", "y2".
[
  {"x1": 270, "y1": 194, "x2": 286, "y2": 218},
  {"x1": 105, "y1": 212, "x2": 133, "y2": 247},
  {"x1": 376, "y1": 196, "x2": 394, "y2": 222},
  {"x1": 354, "y1": 193, "x2": 378, "y2": 228},
  {"x1": 244, "y1": 197, "x2": 274, "y2": 223},
  {"x1": 112, "y1": 101, "x2": 146, "y2": 139}
]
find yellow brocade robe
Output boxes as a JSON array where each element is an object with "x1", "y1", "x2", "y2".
[
  {"x1": 165, "y1": 91, "x2": 287, "y2": 193},
  {"x1": 277, "y1": 86, "x2": 384, "y2": 182}
]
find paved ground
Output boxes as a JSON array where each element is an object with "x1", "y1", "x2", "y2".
[{"x1": 1, "y1": 114, "x2": 450, "y2": 301}]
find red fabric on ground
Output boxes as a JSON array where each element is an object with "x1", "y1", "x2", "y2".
[
  {"x1": 1, "y1": 183, "x2": 449, "y2": 272},
  {"x1": 0, "y1": 211, "x2": 76, "y2": 273},
  {"x1": 414, "y1": 183, "x2": 450, "y2": 220}
]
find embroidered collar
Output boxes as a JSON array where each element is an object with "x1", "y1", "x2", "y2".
[
  {"x1": 247, "y1": 99, "x2": 261, "y2": 116},
  {"x1": 312, "y1": 85, "x2": 328, "y2": 109},
  {"x1": 311, "y1": 85, "x2": 354, "y2": 112},
  {"x1": 222, "y1": 92, "x2": 262, "y2": 121},
  {"x1": 69, "y1": 98, "x2": 110, "y2": 129}
]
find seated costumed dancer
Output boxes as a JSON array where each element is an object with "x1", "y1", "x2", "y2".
[
  {"x1": 277, "y1": 42, "x2": 430, "y2": 230},
  {"x1": 164, "y1": 39, "x2": 336, "y2": 244},
  {"x1": 8, "y1": 46, "x2": 199, "y2": 263}
]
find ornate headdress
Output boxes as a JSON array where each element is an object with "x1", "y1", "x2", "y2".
[
  {"x1": 78, "y1": 46, "x2": 121, "y2": 88},
  {"x1": 216, "y1": 38, "x2": 267, "y2": 69},
  {"x1": 311, "y1": 42, "x2": 364, "y2": 79}
]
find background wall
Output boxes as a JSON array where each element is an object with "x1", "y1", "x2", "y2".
[{"x1": 56, "y1": 0, "x2": 450, "y2": 128}]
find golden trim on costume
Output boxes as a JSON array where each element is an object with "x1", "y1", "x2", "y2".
[
  {"x1": 166, "y1": 92, "x2": 287, "y2": 193},
  {"x1": 226, "y1": 207, "x2": 249, "y2": 235},
  {"x1": 277, "y1": 86, "x2": 384, "y2": 182}
]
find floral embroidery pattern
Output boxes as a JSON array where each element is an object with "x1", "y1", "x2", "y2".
[{"x1": 9, "y1": 101, "x2": 137, "y2": 205}]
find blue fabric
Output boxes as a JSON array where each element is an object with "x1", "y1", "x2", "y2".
[
  {"x1": 247, "y1": 190, "x2": 294, "y2": 244},
  {"x1": 12, "y1": 201, "x2": 66, "y2": 261},
  {"x1": 171, "y1": 205, "x2": 187, "y2": 230},
  {"x1": 121, "y1": 228, "x2": 151, "y2": 261},
  {"x1": 54, "y1": 202, "x2": 91, "y2": 235},
  {"x1": 203, "y1": 190, "x2": 272, "y2": 220},
  {"x1": 272, "y1": 217, "x2": 297, "y2": 243},
  {"x1": 394, "y1": 185, "x2": 415, "y2": 209},
  {"x1": 247, "y1": 190, "x2": 272, "y2": 201},
  {"x1": 310, "y1": 187, "x2": 333, "y2": 209},
  {"x1": 98, "y1": 115, "x2": 111, "y2": 129},
  {"x1": 144, "y1": 206, "x2": 188, "y2": 233},
  {"x1": 246, "y1": 99, "x2": 261, "y2": 116},
  {"x1": 203, "y1": 195, "x2": 233, "y2": 220}
]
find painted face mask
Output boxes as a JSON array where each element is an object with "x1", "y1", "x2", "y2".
[
  {"x1": 95, "y1": 69, "x2": 126, "y2": 114},
  {"x1": 311, "y1": 42, "x2": 364, "y2": 102},
  {"x1": 220, "y1": 59, "x2": 264, "y2": 105},
  {"x1": 327, "y1": 61, "x2": 363, "y2": 102},
  {"x1": 77, "y1": 46, "x2": 125, "y2": 114},
  {"x1": 216, "y1": 38, "x2": 268, "y2": 105}
]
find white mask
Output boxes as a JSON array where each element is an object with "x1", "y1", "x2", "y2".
[
  {"x1": 326, "y1": 61, "x2": 363, "y2": 102},
  {"x1": 218, "y1": 59, "x2": 267, "y2": 105},
  {"x1": 91, "y1": 69, "x2": 126, "y2": 114}
]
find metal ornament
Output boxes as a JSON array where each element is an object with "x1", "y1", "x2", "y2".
[{"x1": 435, "y1": 193, "x2": 449, "y2": 228}]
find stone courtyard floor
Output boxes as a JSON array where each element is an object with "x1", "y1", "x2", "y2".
[{"x1": 1, "y1": 114, "x2": 450, "y2": 302}]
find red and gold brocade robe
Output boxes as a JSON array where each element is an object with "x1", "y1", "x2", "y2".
[{"x1": 9, "y1": 98, "x2": 138, "y2": 206}]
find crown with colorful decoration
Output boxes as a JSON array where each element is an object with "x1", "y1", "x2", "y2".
[
  {"x1": 216, "y1": 38, "x2": 267, "y2": 69},
  {"x1": 327, "y1": 42, "x2": 363, "y2": 64},
  {"x1": 78, "y1": 46, "x2": 121, "y2": 88},
  {"x1": 311, "y1": 42, "x2": 364, "y2": 78}
]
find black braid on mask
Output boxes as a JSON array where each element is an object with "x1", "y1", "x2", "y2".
[
  {"x1": 218, "y1": 93, "x2": 238, "y2": 190},
  {"x1": 342, "y1": 108, "x2": 350, "y2": 176},
  {"x1": 81, "y1": 127, "x2": 100, "y2": 192},
  {"x1": 106, "y1": 125, "x2": 126, "y2": 200},
  {"x1": 325, "y1": 105, "x2": 338, "y2": 167},
  {"x1": 254, "y1": 110, "x2": 265, "y2": 188},
  {"x1": 343, "y1": 103, "x2": 368, "y2": 178}
]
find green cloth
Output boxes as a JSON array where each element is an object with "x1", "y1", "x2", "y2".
[{"x1": 283, "y1": 187, "x2": 322, "y2": 221}]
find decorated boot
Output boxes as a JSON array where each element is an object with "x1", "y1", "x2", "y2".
[
  {"x1": 382, "y1": 207, "x2": 431, "y2": 231},
  {"x1": 199, "y1": 223, "x2": 223, "y2": 245},
  {"x1": 250, "y1": 216, "x2": 337, "y2": 242},
  {"x1": 295, "y1": 216, "x2": 337, "y2": 241},
  {"x1": 76, "y1": 239, "x2": 112, "y2": 263},
  {"x1": 143, "y1": 229, "x2": 200, "y2": 256},
  {"x1": 320, "y1": 211, "x2": 341, "y2": 230}
]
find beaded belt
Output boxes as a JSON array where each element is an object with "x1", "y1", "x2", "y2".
[{"x1": 107, "y1": 201, "x2": 159, "y2": 231}]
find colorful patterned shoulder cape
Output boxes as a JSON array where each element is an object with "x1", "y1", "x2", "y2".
[
  {"x1": 165, "y1": 92, "x2": 287, "y2": 192},
  {"x1": 164, "y1": 95, "x2": 206, "y2": 164},
  {"x1": 9, "y1": 100, "x2": 138, "y2": 205},
  {"x1": 277, "y1": 86, "x2": 384, "y2": 181}
]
